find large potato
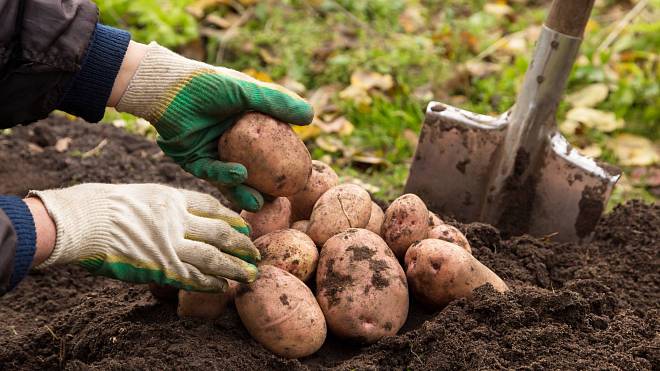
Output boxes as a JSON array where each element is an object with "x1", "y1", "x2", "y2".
[
  {"x1": 365, "y1": 202, "x2": 384, "y2": 236},
  {"x1": 218, "y1": 113, "x2": 312, "y2": 197},
  {"x1": 428, "y1": 224, "x2": 472, "y2": 254},
  {"x1": 288, "y1": 160, "x2": 339, "y2": 221},
  {"x1": 307, "y1": 184, "x2": 372, "y2": 245},
  {"x1": 254, "y1": 229, "x2": 319, "y2": 282},
  {"x1": 405, "y1": 239, "x2": 508, "y2": 309},
  {"x1": 429, "y1": 212, "x2": 444, "y2": 228},
  {"x1": 240, "y1": 197, "x2": 291, "y2": 239},
  {"x1": 316, "y1": 229, "x2": 409, "y2": 344},
  {"x1": 235, "y1": 265, "x2": 326, "y2": 359},
  {"x1": 382, "y1": 194, "x2": 429, "y2": 259}
]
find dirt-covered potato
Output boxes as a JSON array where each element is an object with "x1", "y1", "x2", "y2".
[
  {"x1": 405, "y1": 239, "x2": 507, "y2": 309},
  {"x1": 218, "y1": 113, "x2": 312, "y2": 197},
  {"x1": 176, "y1": 282, "x2": 237, "y2": 320},
  {"x1": 365, "y1": 202, "x2": 384, "y2": 236},
  {"x1": 254, "y1": 229, "x2": 319, "y2": 282},
  {"x1": 307, "y1": 184, "x2": 372, "y2": 245},
  {"x1": 429, "y1": 212, "x2": 444, "y2": 228},
  {"x1": 288, "y1": 160, "x2": 339, "y2": 221},
  {"x1": 235, "y1": 265, "x2": 326, "y2": 359},
  {"x1": 316, "y1": 229, "x2": 409, "y2": 344},
  {"x1": 148, "y1": 283, "x2": 178, "y2": 302},
  {"x1": 240, "y1": 197, "x2": 291, "y2": 239},
  {"x1": 428, "y1": 224, "x2": 472, "y2": 254},
  {"x1": 382, "y1": 194, "x2": 430, "y2": 259},
  {"x1": 291, "y1": 220, "x2": 309, "y2": 234}
]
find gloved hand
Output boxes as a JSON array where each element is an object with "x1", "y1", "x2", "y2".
[
  {"x1": 116, "y1": 42, "x2": 314, "y2": 212},
  {"x1": 29, "y1": 183, "x2": 259, "y2": 292}
]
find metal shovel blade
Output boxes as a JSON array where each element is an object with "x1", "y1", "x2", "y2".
[{"x1": 405, "y1": 0, "x2": 621, "y2": 242}]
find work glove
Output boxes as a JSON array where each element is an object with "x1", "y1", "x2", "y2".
[
  {"x1": 29, "y1": 183, "x2": 259, "y2": 292},
  {"x1": 116, "y1": 42, "x2": 314, "y2": 212}
]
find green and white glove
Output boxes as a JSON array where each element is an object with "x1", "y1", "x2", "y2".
[
  {"x1": 116, "y1": 42, "x2": 314, "y2": 212},
  {"x1": 29, "y1": 183, "x2": 259, "y2": 292}
]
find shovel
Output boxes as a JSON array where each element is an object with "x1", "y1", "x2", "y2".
[{"x1": 405, "y1": 0, "x2": 621, "y2": 242}]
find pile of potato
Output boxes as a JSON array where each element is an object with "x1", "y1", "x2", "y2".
[{"x1": 155, "y1": 113, "x2": 508, "y2": 359}]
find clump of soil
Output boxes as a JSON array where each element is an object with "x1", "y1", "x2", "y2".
[{"x1": 1, "y1": 117, "x2": 658, "y2": 370}]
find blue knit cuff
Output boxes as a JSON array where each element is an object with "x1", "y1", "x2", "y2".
[
  {"x1": 58, "y1": 23, "x2": 131, "y2": 123},
  {"x1": 0, "y1": 196, "x2": 36, "y2": 290}
]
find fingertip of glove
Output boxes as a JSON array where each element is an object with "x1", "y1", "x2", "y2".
[{"x1": 230, "y1": 185, "x2": 264, "y2": 212}]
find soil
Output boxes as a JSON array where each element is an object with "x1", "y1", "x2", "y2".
[{"x1": 0, "y1": 116, "x2": 658, "y2": 370}]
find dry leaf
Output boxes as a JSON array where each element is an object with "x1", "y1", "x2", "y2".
[
  {"x1": 28, "y1": 143, "x2": 44, "y2": 154},
  {"x1": 403, "y1": 129, "x2": 419, "y2": 151},
  {"x1": 560, "y1": 119, "x2": 580, "y2": 135},
  {"x1": 607, "y1": 134, "x2": 659, "y2": 166},
  {"x1": 55, "y1": 137, "x2": 72, "y2": 153},
  {"x1": 484, "y1": 3, "x2": 513, "y2": 16},
  {"x1": 315, "y1": 116, "x2": 354, "y2": 136},
  {"x1": 241, "y1": 68, "x2": 273, "y2": 82},
  {"x1": 186, "y1": 0, "x2": 230, "y2": 19},
  {"x1": 579, "y1": 144, "x2": 602, "y2": 159},
  {"x1": 340, "y1": 177, "x2": 381, "y2": 194},
  {"x1": 277, "y1": 77, "x2": 306, "y2": 95},
  {"x1": 259, "y1": 49, "x2": 281, "y2": 65},
  {"x1": 308, "y1": 85, "x2": 341, "y2": 116},
  {"x1": 292, "y1": 123, "x2": 322, "y2": 141},
  {"x1": 315, "y1": 136, "x2": 343, "y2": 153},
  {"x1": 352, "y1": 154, "x2": 388, "y2": 166},
  {"x1": 566, "y1": 83, "x2": 609, "y2": 108},
  {"x1": 399, "y1": 6, "x2": 425, "y2": 33},
  {"x1": 349, "y1": 70, "x2": 394, "y2": 91},
  {"x1": 566, "y1": 107, "x2": 624, "y2": 132},
  {"x1": 205, "y1": 14, "x2": 234, "y2": 29},
  {"x1": 465, "y1": 61, "x2": 502, "y2": 77}
]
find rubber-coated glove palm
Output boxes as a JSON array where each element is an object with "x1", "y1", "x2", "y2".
[
  {"x1": 116, "y1": 43, "x2": 314, "y2": 212},
  {"x1": 30, "y1": 184, "x2": 259, "y2": 292}
]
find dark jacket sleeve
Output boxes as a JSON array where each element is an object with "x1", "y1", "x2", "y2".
[
  {"x1": 0, "y1": 209, "x2": 17, "y2": 295},
  {"x1": 0, "y1": 196, "x2": 36, "y2": 296},
  {"x1": 0, "y1": 1, "x2": 130, "y2": 127}
]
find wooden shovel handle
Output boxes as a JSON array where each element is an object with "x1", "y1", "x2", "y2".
[{"x1": 545, "y1": 0, "x2": 595, "y2": 37}]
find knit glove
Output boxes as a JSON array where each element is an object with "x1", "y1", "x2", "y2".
[
  {"x1": 116, "y1": 43, "x2": 314, "y2": 212},
  {"x1": 29, "y1": 183, "x2": 259, "y2": 292}
]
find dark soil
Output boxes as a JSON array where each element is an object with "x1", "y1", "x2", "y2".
[{"x1": 1, "y1": 116, "x2": 658, "y2": 370}]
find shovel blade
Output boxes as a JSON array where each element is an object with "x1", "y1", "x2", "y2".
[
  {"x1": 405, "y1": 102, "x2": 507, "y2": 222},
  {"x1": 528, "y1": 133, "x2": 620, "y2": 242}
]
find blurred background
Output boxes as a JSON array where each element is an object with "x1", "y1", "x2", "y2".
[{"x1": 95, "y1": 0, "x2": 658, "y2": 208}]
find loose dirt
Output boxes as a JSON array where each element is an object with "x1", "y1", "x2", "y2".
[{"x1": 0, "y1": 116, "x2": 657, "y2": 370}]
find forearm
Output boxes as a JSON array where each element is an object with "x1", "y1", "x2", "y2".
[
  {"x1": 23, "y1": 198, "x2": 55, "y2": 267},
  {"x1": 107, "y1": 41, "x2": 149, "y2": 107},
  {"x1": 0, "y1": 196, "x2": 37, "y2": 295}
]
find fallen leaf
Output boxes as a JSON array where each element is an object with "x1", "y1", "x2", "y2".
[
  {"x1": 484, "y1": 3, "x2": 513, "y2": 17},
  {"x1": 465, "y1": 61, "x2": 502, "y2": 77},
  {"x1": 241, "y1": 68, "x2": 273, "y2": 82},
  {"x1": 315, "y1": 116, "x2": 354, "y2": 136},
  {"x1": 205, "y1": 13, "x2": 237, "y2": 29},
  {"x1": 566, "y1": 107, "x2": 624, "y2": 132},
  {"x1": 277, "y1": 77, "x2": 306, "y2": 95},
  {"x1": 292, "y1": 124, "x2": 322, "y2": 141},
  {"x1": 308, "y1": 85, "x2": 341, "y2": 116},
  {"x1": 560, "y1": 119, "x2": 580, "y2": 135},
  {"x1": 82, "y1": 139, "x2": 108, "y2": 159},
  {"x1": 579, "y1": 144, "x2": 602, "y2": 158},
  {"x1": 403, "y1": 129, "x2": 419, "y2": 151},
  {"x1": 55, "y1": 137, "x2": 72, "y2": 153},
  {"x1": 352, "y1": 154, "x2": 388, "y2": 166},
  {"x1": 259, "y1": 48, "x2": 281, "y2": 65},
  {"x1": 28, "y1": 143, "x2": 44, "y2": 154},
  {"x1": 315, "y1": 136, "x2": 344, "y2": 153},
  {"x1": 399, "y1": 6, "x2": 425, "y2": 33},
  {"x1": 566, "y1": 83, "x2": 609, "y2": 108},
  {"x1": 340, "y1": 177, "x2": 381, "y2": 194},
  {"x1": 186, "y1": 0, "x2": 230, "y2": 19},
  {"x1": 348, "y1": 70, "x2": 394, "y2": 91},
  {"x1": 607, "y1": 134, "x2": 659, "y2": 166}
]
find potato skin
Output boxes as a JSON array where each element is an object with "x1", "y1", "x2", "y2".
[
  {"x1": 405, "y1": 239, "x2": 507, "y2": 309},
  {"x1": 253, "y1": 229, "x2": 319, "y2": 282},
  {"x1": 291, "y1": 220, "x2": 309, "y2": 234},
  {"x1": 316, "y1": 229, "x2": 409, "y2": 344},
  {"x1": 307, "y1": 184, "x2": 372, "y2": 245},
  {"x1": 218, "y1": 113, "x2": 312, "y2": 197},
  {"x1": 428, "y1": 224, "x2": 472, "y2": 254},
  {"x1": 365, "y1": 202, "x2": 384, "y2": 236},
  {"x1": 429, "y1": 212, "x2": 444, "y2": 228},
  {"x1": 382, "y1": 194, "x2": 429, "y2": 259},
  {"x1": 240, "y1": 197, "x2": 291, "y2": 239},
  {"x1": 288, "y1": 160, "x2": 339, "y2": 221},
  {"x1": 235, "y1": 265, "x2": 326, "y2": 359}
]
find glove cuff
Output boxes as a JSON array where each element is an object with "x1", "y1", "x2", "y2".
[
  {"x1": 28, "y1": 188, "x2": 112, "y2": 269},
  {"x1": 115, "y1": 42, "x2": 211, "y2": 126}
]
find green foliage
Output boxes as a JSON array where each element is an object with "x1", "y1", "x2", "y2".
[{"x1": 96, "y1": 0, "x2": 198, "y2": 48}]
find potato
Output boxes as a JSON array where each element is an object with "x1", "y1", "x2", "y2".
[
  {"x1": 382, "y1": 194, "x2": 429, "y2": 259},
  {"x1": 240, "y1": 197, "x2": 291, "y2": 239},
  {"x1": 218, "y1": 113, "x2": 312, "y2": 197},
  {"x1": 428, "y1": 224, "x2": 472, "y2": 254},
  {"x1": 288, "y1": 160, "x2": 339, "y2": 221},
  {"x1": 405, "y1": 239, "x2": 507, "y2": 309},
  {"x1": 253, "y1": 229, "x2": 319, "y2": 282},
  {"x1": 148, "y1": 283, "x2": 178, "y2": 302},
  {"x1": 365, "y1": 202, "x2": 384, "y2": 236},
  {"x1": 291, "y1": 220, "x2": 309, "y2": 234},
  {"x1": 307, "y1": 184, "x2": 372, "y2": 245},
  {"x1": 316, "y1": 229, "x2": 408, "y2": 344},
  {"x1": 235, "y1": 265, "x2": 326, "y2": 358},
  {"x1": 429, "y1": 212, "x2": 444, "y2": 228}
]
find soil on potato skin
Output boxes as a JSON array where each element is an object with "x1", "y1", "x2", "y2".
[{"x1": 0, "y1": 117, "x2": 658, "y2": 370}]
